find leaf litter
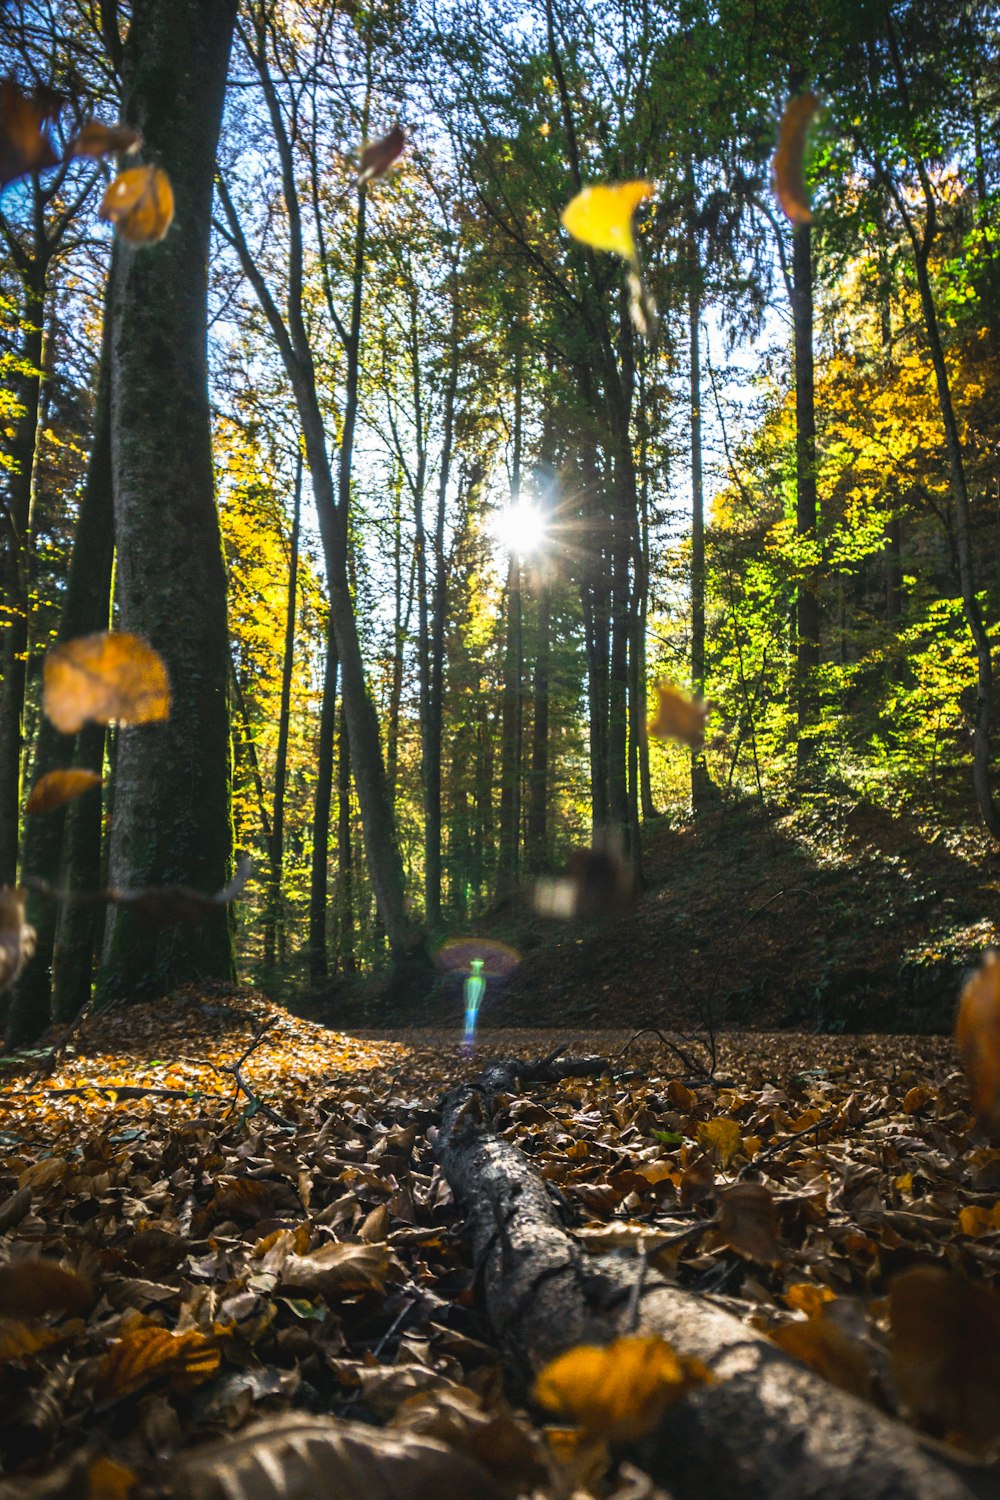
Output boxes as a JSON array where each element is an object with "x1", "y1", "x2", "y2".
[{"x1": 0, "y1": 997, "x2": 998, "y2": 1495}]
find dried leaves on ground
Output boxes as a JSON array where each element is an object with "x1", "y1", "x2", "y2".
[{"x1": 0, "y1": 997, "x2": 997, "y2": 1496}]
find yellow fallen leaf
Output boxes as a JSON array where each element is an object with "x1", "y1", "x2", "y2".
[
  {"x1": 99, "y1": 164, "x2": 174, "y2": 245},
  {"x1": 96, "y1": 1326, "x2": 220, "y2": 1400},
  {"x1": 43, "y1": 631, "x2": 171, "y2": 733},
  {"x1": 534, "y1": 1335, "x2": 711, "y2": 1441},
  {"x1": 87, "y1": 1455, "x2": 136, "y2": 1500},
  {"x1": 696, "y1": 1117, "x2": 742, "y2": 1169},
  {"x1": 784, "y1": 1283, "x2": 835, "y2": 1317},
  {"x1": 561, "y1": 181, "x2": 653, "y2": 260}
]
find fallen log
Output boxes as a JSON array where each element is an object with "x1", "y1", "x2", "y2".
[{"x1": 435, "y1": 1060, "x2": 995, "y2": 1500}]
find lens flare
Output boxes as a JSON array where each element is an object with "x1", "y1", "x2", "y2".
[{"x1": 463, "y1": 959, "x2": 486, "y2": 1046}]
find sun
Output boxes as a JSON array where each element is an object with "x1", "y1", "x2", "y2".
[{"x1": 493, "y1": 499, "x2": 548, "y2": 557}]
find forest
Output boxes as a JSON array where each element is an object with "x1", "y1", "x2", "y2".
[{"x1": 1, "y1": 0, "x2": 1000, "y2": 1496}]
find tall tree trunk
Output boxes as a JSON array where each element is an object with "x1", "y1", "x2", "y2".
[
  {"x1": 335, "y1": 705, "x2": 356, "y2": 975},
  {"x1": 636, "y1": 356, "x2": 656, "y2": 820},
  {"x1": 792, "y1": 221, "x2": 819, "y2": 781},
  {"x1": 424, "y1": 290, "x2": 460, "y2": 930},
  {"x1": 9, "y1": 271, "x2": 115, "y2": 1045},
  {"x1": 308, "y1": 620, "x2": 337, "y2": 983},
  {"x1": 97, "y1": 0, "x2": 238, "y2": 1004},
  {"x1": 50, "y1": 720, "x2": 108, "y2": 1022},
  {"x1": 526, "y1": 576, "x2": 550, "y2": 871},
  {"x1": 497, "y1": 348, "x2": 524, "y2": 891},
  {"x1": 264, "y1": 453, "x2": 301, "y2": 969},
  {"x1": 0, "y1": 258, "x2": 47, "y2": 887}
]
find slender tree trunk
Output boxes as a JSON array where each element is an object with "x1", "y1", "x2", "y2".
[
  {"x1": 792, "y1": 221, "x2": 819, "y2": 781},
  {"x1": 424, "y1": 290, "x2": 459, "y2": 930},
  {"x1": 335, "y1": 705, "x2": 356, "y2": 975},
  {"x1": 9, "y1": 272, "x2": 115, "y2": 1044},
  {"x1": 497, "y1": 348, "x2": 524, "y2": 890},
  {"x1": 308, "y1": 620, "x2": 337, "y2": 983},
  {"x1": 526, "y1": 576, "x2": 550, "y2": 871},
  {"x1": 50, "y1": 721, "x2": 108, "y2": 1022},
  {"x1": 264, "y1": 453, "x2": 301, "y2": 969},
  {"x1": 0, "y1": 260, "x2": 47, "y2": 887},
  {"x1": 637, "y1": 360, "x2": 656, "y2": 820}
]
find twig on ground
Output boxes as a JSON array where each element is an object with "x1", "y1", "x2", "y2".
[
  {"x1": 217, "y1": 1019, "x2": 294, "y2": 1128},
  {"x1": 615, "y1": 1027, "x2": 714, "y2": 1080}
]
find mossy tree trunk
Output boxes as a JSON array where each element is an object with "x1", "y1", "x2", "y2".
[{"x1": 96, "y1": 0, "x2": 238, "y2": 1004}]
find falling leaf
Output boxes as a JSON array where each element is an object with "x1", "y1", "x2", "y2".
[
  {"x1": 956, "y1": 950, "x2": 1000, "y2": 1131},
  {"x1": 770, "y1": 1312, "x2": 873, "y2": 1400},
  {"x1": 696, "y1": 1117, "x2": 742, "y2": 1169},
  {"x1": 534, "y1": 1335, "x2": 711, "y2": 1442},
  {"x1": 110, "y1": 853, "x2": 253, "y2": 928},
  {"x1": 0, "y1": 78, "x2": 60, "y2": 187},
  {"x1": 890, "y1": 1265, "x2": 1000, "y2": 1453},
  {"x1": 358, "y1": 125, "x2": 406, "y2": 184},
  {"x1": 95, "y1": 1325, "x2": 220, "y2": 1400},
  {"x1": 535, "y1": 841, "x2": 635, "y2": 922},
  {"x1": 773, "y1": 92, "x2": 819, "y2": 225},
  {"x1": 0, "y1": 887, "x2": 35, "y2": 992},
  {"x1": 0, "y1": 1260, "x2": 92, "y2": 1318},
  {"x1": 715, "y1": 1182, "x2": 783, "y2": 1263},
  {"x1": 43, "y1": 631, "x2": 171, "y2": 733},
  {"x1": 68, "y1": 120, "x2": 141, "y2": 159},
  {"x1": 561, "y1": 181, "x2": 653, "y2": 260},
  {"x1": 648, "y1": 683, "x2": 708, "y2": 749},
  {"x1": 26, "y1": 769, "x2": 102, "y2": 816},
  {"x1": 99, "y1": 164, "x2": 174, "y2": 245}
]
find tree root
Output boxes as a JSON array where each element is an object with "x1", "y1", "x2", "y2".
[{"x1": 435, "y1": 1059, "x2": 995, "y2": 1500}]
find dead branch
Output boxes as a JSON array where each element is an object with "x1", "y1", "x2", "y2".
[{"x1": 435, "y1": 1058, "x2": 991, "y2": 1500}]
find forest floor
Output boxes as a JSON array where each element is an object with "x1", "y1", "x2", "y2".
[
  {"x1": 0, "y1": 988, "x2": 998, "y2": 1496},
  {"x1": 319, "y1": 794, "x2": 1000, "y2": 1038}
]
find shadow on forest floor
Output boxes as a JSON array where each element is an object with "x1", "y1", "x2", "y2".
[{"x1": 302, "y1": 795, "x2": 999, "y2": 1037}]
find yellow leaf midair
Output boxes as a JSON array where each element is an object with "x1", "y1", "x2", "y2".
[
  {"x1": 99, "y1": 164, "x2": 174, "y2": 245},
  {"x1": 561, "y1": 181, "x2": 653, "y2": 260},
  {"x1": 534, "y1": 1335, "x2": 711, "y2": 1441}
]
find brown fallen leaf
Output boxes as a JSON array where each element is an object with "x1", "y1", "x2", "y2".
[
  {"x1": 0, "y1": 886, "x2": 35, "y2": 992},
  {"x1": 173, "y1": 1413, "x2": 507, "y2": 1500},
  {"x1": 0, "y1": 1260, "x2": 92, "y2": 1318},
  {"x1": 43, "y1": 631, "x2": 171, "y2": 732},
  {"x1": 279, "y1": 1241, "x2": 399, "y2": 1299},
  {"x1": 715, "y1": 1182, "x2": 783, "y2": 1264},
  {"x1": 358, "y1": 124, "x2": 406, "y2": 184},
  {"x1": 0, "y1": 1319, "x2": 67, "y2": 1363},
  {"x1": 679, "y1": 1151, "x2": 715, "y2": 1207},
  {"x1": 25, "y1": 768, "x2": 102, "y2": 815},
  {"x1": 956, "y1": 950, "x2": 1000, "y2": 1131},
  {"x1": 95, "y1": 1325, "x2": 220, "y2": 1401},
  {"x1": 0, "y1": 77, "x2": 60, "y2": 187},
  {"x1": 99, "y1": 164, "x2": 174, "y2": 245},
  {"x1": 770, "y1": 1312, "x2": 873, "y2": 1400},
  {"x1": 890, "y1": 1265, "x2": 1000, "y2": 1453},
  {"x1": 647, "y1": 683, "x2": 708, "y2": 749},
  {"x1": 773, "y1": 92, "x2": 819, "y2": 225},
  {"x1": 68, "y1": 120, "x2": 141, "y2": 159},
  {"x1": 535, "y1": 1335, "x2": 711, "y2": 1442}
]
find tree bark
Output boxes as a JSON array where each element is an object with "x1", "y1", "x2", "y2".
[
  {"x1": 0, "y1": 257, "x2": 47, "y2": 887},
  {"x1": 792, "y1": 221, "x2": 819, "y2": 782},
  {"x1": 307, "y1": 621, "x2": 337, "y2": 984},
  {"x1": 335, "y1": 704, "x2": 356, "y2": 977},
  {"x1": 263, "y1": 453, "x2": 301, "y2": 969},
  {"x1": 8, "y1": 270, "x2": 115, "y2": 1044},
  {"x1": 97, "y1": 0, "x2": 238, "y2": 1004}
]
